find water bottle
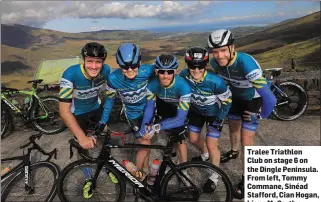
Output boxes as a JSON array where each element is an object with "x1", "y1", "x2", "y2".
[
  {"x1": 147, "y1": 159, "x2": 161, "y2": 185},
  {"x1": 123, "y1": 160, "x2": 144, "y2": 180},
  {"x1": 1, "y1": 167, "x2": 11, "y2": 176}
]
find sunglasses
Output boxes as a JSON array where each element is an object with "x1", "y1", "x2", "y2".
[
  {"x1": 157, "y1": 69, "x2": 175, "y2": 75},
  {"x1": 120, "y1": 64, "x2": 139, "y2": 70},
  {"x1": 187, "y1": 64, "x2": 206, "y2": 70}
]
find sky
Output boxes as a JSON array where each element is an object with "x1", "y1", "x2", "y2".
[{"x1": 1, "y1": 1, "x2": 320, "y2": 33}]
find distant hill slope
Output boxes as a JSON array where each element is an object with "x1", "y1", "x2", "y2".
[{"x1": 1, "y1": 11, "x2": 320, "y2": 88}]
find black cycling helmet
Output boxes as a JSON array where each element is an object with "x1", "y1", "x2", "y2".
[
  {"x1": 81, "y1": 42, "x2": 107, "y2": 60},
  {"x1": 185, "y1": 46, "x2": 209, "y2": 68}
]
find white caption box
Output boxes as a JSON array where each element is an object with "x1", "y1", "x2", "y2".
[{"x1": 245, "y1": 146, "x2": 321, "y2": 202}]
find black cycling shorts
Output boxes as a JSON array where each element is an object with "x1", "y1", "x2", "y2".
[
  {"x1": 228, "y1": 97, "x2": 262, "y2": 119},
  {"x1": 74, "y1": 106, "x2": 103, "y2": 132},
  {"x1": 188, "y1": 108, "x2": 217, "y2": 129}
]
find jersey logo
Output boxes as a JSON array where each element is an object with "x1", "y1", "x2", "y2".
[
  {"x1": 120, "y1": 87, "x2": 147, "y2": 104},
  {"x1": 194, "y1": 53, "x2": 203, "y2": 59},
  {"x1": 191, "y1": 94, "x2": 218, "y2": 106},
  {"x1": 60, "y1": 78, "x2": 73, "y2": 88},
  {"x1": 245, "y1": 69, "x2": 262, "y2": 81}
]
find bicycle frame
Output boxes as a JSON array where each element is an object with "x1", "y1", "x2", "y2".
[
  {"x1": 70, "y1": 135, "x2": 195, "y2": 201},
  {"x1": 1, "y1": 87, "x2": 52, "y2": 123},
  {"x1": 1, "y1": 134, "x2": 57, "y2": 193}
]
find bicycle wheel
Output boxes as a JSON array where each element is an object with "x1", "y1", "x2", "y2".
[
  {"x1": 272, "y1": 81, "x2": 308, "y2": 121},
  {"x1": 1, "y1": 102, "x2": 14, "y2": 139},
  {"x1": 31, "y1": 96, "x2": 66, "y2": 134},
  {"x1": 160, "y1": 161, "x2": 233, "y2": 202},
  {"x1": 1, "y1": 161, "x2": 60, "y2": 202},
  {"x1": 57, "y1": 159, "x2": 126, "y2": 202}
]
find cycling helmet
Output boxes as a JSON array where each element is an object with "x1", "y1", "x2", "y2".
[
  {"x1": 208, "y1": 29, "x2": 235, "y2": 49},
  {"x1": 154, "y1": 54, "x2": 179, "y2": 70},
  {"x1": 81, "y1": 42, "x2": 107, "y2": 60},
  {"x1": 116, "y1": 43, "x2": 141, "y2": 68},
  {"x1": 185, "y1": 46, "x2": 209, "y2": 68}
]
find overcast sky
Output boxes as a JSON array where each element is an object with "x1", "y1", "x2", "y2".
[{"x1": 1, "y1": 1, "x2": 319, "y2": 32}]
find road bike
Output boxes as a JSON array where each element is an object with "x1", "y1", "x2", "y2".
[
  {"x1": 57, "y1": 128, "x2": 234, "y2": 202},
  {"x1": 1, "y1": 133, "x2": 60, "y2": 202},
  {"x1": 1, "y1": 79, "x2": 66, "y2": 139},
  {"x1": 264, "y1": 68, "x2": 308, "y2": 121}
]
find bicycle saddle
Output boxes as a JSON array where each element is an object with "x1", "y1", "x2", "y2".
[
  {"x1": 264, "y1": 68, "x2": 282, "y2": 77},
  {"x1": 27, "y1": 79, "x2": 44, "y2": 84}
]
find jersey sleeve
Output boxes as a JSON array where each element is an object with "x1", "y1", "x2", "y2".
[
  {"x1": 59, "y1": 68, "x2": 74, "y2": 103},
  {"x1": 100, "y1": 73, "x2": 117, "y2": 124},
  {"x1": 242, "y1": 54, "x2": 267, "y2": 88},
  {"x1": 242, "y1": 54, "x2": 276, "y2": 118},
  {"x1": 214, "y1": 77, "x2": 232, "y2": 121},
  {"x1": 146, "y1": 78, "x2": 158, "y2": 101},
  {"x1": 177, "y1": 79, "x2": 191, "y2": 111}
]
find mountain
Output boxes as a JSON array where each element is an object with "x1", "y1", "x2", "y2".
[{"x1": 1, "y1": 11, "x2": 320, "y2": 88}]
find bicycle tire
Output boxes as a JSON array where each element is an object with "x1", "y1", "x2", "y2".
[
  {"x1": 1, "y1": 161, "x2": 60, "y2": 202},
  {"x1": 57, "y1": 159, "x2": 126, "y2": 202},
  {"x1": 160, "y1": 161, "x2": 234, "y2": 202},
  {"x1": 1, "y1": 102, "x2": 14, "y2": 139},
  {"x1": 31, "y1": 96, "x2": 66, "y2": 134},
  {"x1": 272, "y1": 81, "x2": 308, "y2": 121}
]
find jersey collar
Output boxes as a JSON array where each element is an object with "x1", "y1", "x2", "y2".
[
  {"x1": 228, "y1": 52, "x2": 238, "y2": 67},
  {"x1": 80, "y1": 64, "x2": 91, "y2": 80}
]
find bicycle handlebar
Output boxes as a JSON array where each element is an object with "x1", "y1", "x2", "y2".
[{"x1": 19, "y1": 133, "x2": 58, "y2": 161}]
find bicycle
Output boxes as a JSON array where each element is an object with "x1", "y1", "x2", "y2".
[
  {"x1": 264, "y1": 68, "x2": 308, "y2": 121},
  {"x1": 1, "y1": 133, "x2": 60, "y2": 202},
  {"x1": 1, "y1": 79, "x2": 66, "y2": 139},
  {"x1": 57, "y1": 127, "x2": 234, "y2": 202}
]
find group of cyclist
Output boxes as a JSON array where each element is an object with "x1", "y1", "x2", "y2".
[{"x1": 59, "y1": 29, "x2": 277, "y2": 200}]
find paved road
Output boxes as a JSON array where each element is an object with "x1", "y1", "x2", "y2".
[{"x1": 1, "y1": 114, "x2": 320, "y2": 201}]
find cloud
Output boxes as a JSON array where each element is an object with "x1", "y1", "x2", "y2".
[
  {"x1": 198, "y1": 10, "x2": 319, "y2": 24},
  {"x1": 1, "y1": 1, "x2": 212, "y2": 27}
]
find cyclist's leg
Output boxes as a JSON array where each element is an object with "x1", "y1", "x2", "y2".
[
  {"x1": 129, "y1": 117, "x2": 151, "y2": 173},
  {"x1": 203, "y1": 116, "x2": 222, "y2": 192},
  {"x1": 156, "y1": 98, "x2": 188, "y2": 163},
  {"x1": 188, "y1": 109, "x2": 208, "y2": 162},
  {"x1": 220, "y1": 98, "x2": 244, "y2": 163},
  {"x1": 234, "y1": 97, "x2": 262, "y2": 199}
]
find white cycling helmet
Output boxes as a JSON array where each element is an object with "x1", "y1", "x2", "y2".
[{"x1": 208, "y1": 29, "x2": 235, "y2": 49}]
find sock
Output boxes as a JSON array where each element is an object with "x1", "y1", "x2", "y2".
[
  {"x1": 201, "y1": 152, "x2": 209, "y2": 161},
  {"x1": 209, "y1": 173, "x2": 219, "y2": 185}
]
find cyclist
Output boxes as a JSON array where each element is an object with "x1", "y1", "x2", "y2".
[
  {"x1": 58, "y1": 42, "x2": 116, "y2": 199},
  {"x1": 138, "y1": 54, "x2": 192, "y2": 165},
  {"x1": 100, "y1": 43, "x2": 155, "y2": 173},
  {"x1": 179, "y1": 46, "x2": 232, "y2": 192},
  {"x1": 207, "y1": 29, "x2": 277, "y2": 199}
]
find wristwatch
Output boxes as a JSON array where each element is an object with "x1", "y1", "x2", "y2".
[{"x1": 152, "y1": 124, "x2": 161, "y2": 133}]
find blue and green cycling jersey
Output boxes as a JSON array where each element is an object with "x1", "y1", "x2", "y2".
[
  {"x1": 100, "y1": 64, "x2": 155, "y2": 124},
  {"x1": 210, "y1": 52, "x2": 276, "y2": 118},
  {"x1": 179, "y1": 69, "x2": 232, "y2": 120},
  {"x1": 59, "y1": 64, "x2": 111, "y2": 115},
  {"x1": 138, "y1": 75, "x2": 192, "y2": 136}
]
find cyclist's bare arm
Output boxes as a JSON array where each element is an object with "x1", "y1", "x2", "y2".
[{"x1": 59, "y1": 102, "x2": 87, "y2": 140}]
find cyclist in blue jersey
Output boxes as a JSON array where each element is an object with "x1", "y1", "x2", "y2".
[
  {"x1": 138, "y1": 54, "x2": 192, "y2": 164},
  {"x1": 180, "y1": 47, "x2": 232, "y2": 193},
  {"x1": 99, "y1": 43, "x2": 155, "y2": 172},
  {"x1": 59, "y1": 42, "x2": 117, "y2": 199},
  {"x1": 208, "y1": 29, "x2": 277, "y2": 199}
]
